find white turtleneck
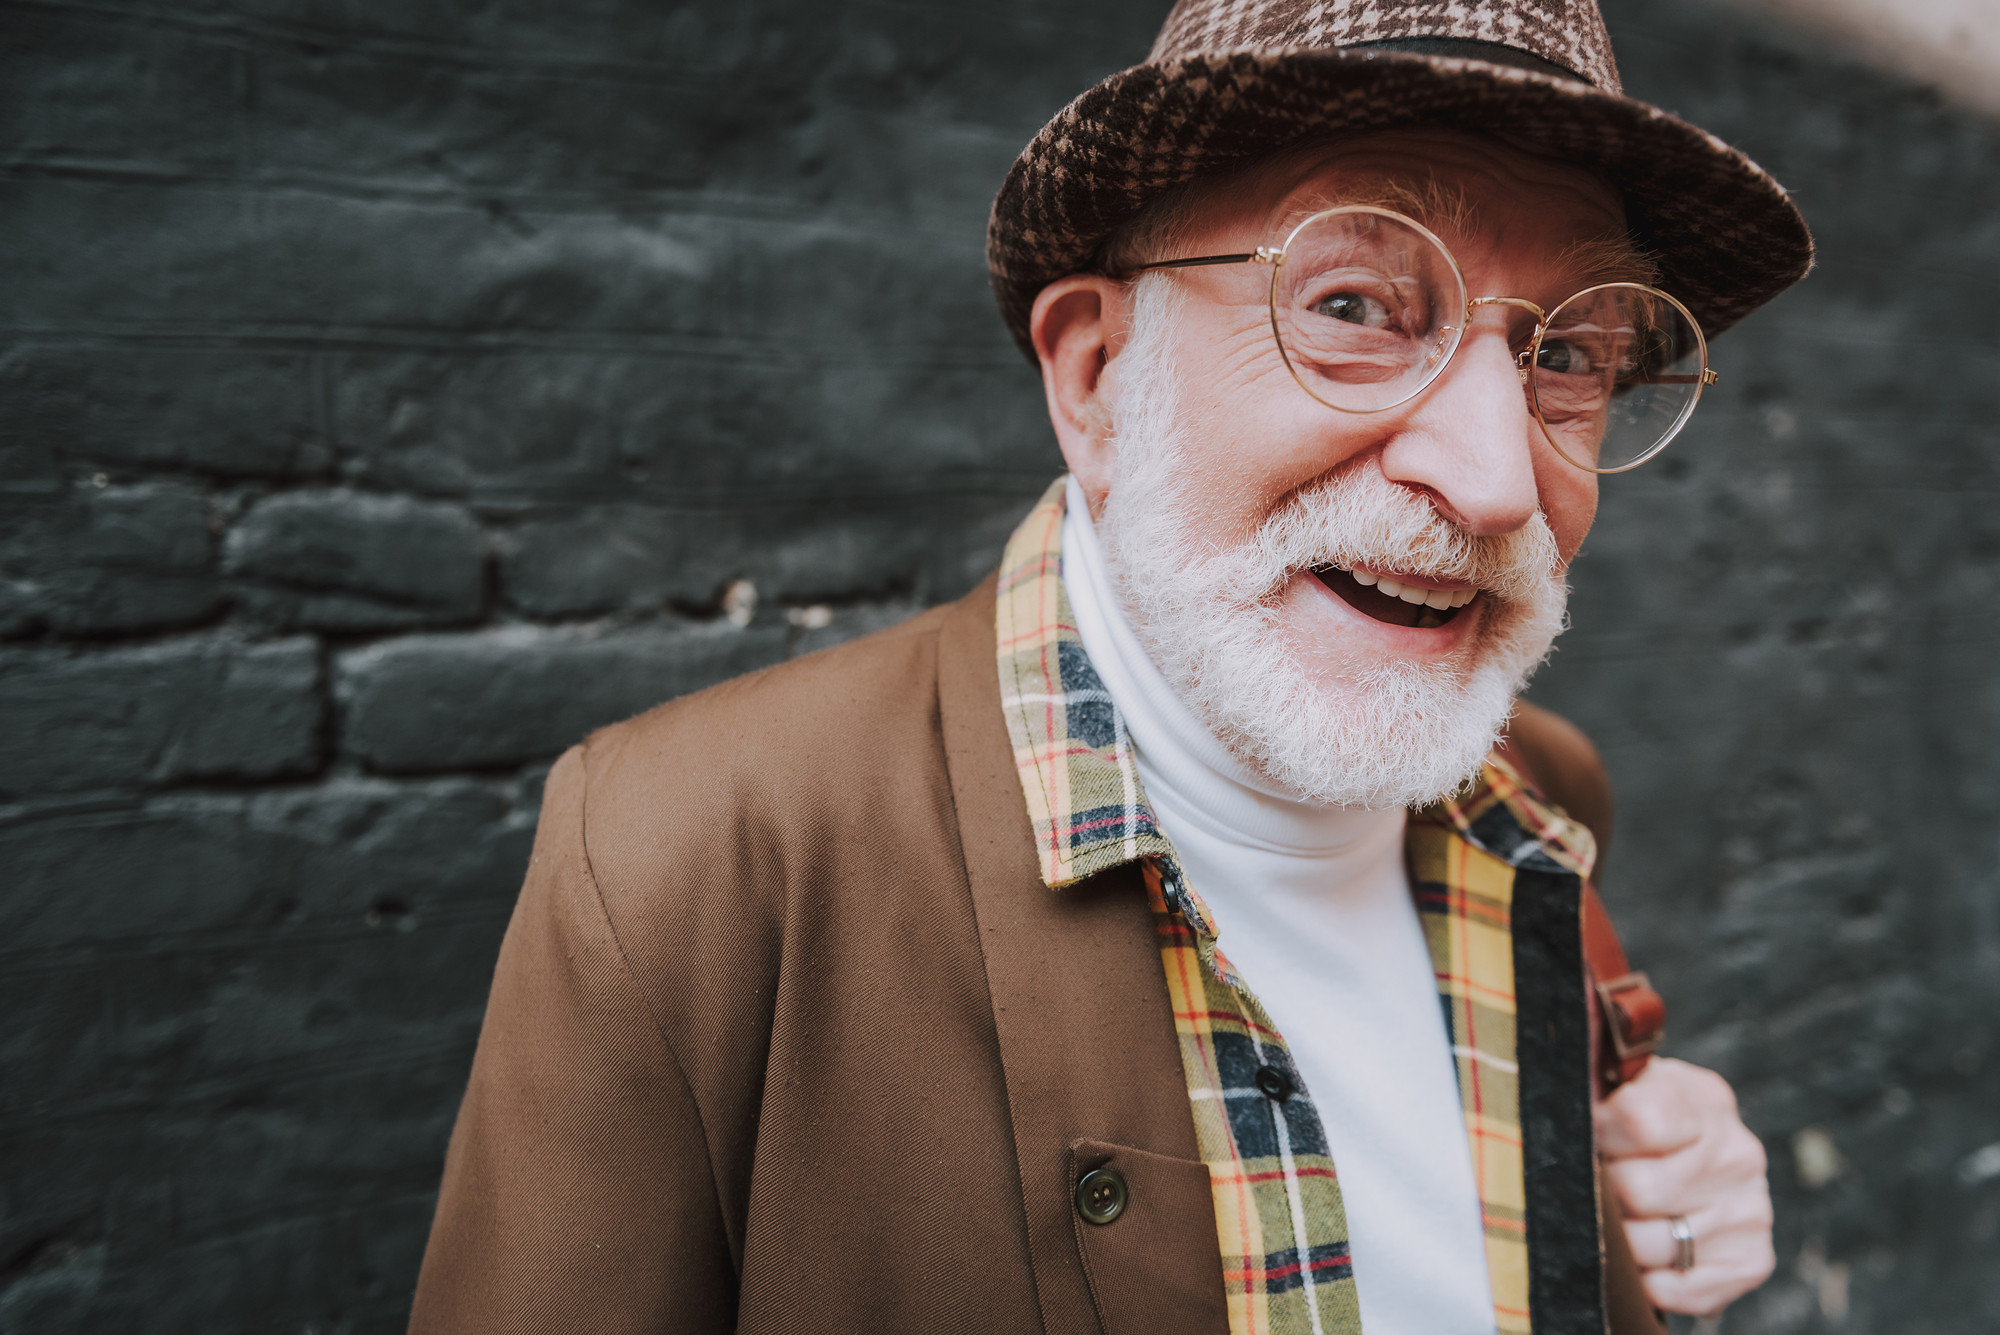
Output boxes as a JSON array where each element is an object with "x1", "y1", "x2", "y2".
[{"x1": 1060, "y1": 478, "x2": 1496, "y2": 1335}]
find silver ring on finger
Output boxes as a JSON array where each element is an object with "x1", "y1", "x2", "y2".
[{"x1": 1668, "y1": 1215, "x2": 1697, "y2": 1272}]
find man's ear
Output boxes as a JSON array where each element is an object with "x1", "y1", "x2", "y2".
[{"x1": 1031, "y1": 274, "x2": 1129, "y2": 513}]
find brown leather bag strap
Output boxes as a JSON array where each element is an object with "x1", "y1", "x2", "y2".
[
  {"x1": 1495, "y1": 718, "x2": 1667, "y2": 1091},
  {"x1": 1581, "y1": 883, "x2": 1667, "y2": 1090}
]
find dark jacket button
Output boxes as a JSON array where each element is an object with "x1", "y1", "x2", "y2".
[
  {"x1": 1255, "y1": 1065, "x2": 1292, "y2": 1101},
  {"x1": 1075, "y1": 1167, "x2": 1128, "y2": 1225}
]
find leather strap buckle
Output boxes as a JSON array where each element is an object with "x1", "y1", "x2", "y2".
[{"x1": 1596, "y1": 971, "x2": 1667, "y2": 1087}]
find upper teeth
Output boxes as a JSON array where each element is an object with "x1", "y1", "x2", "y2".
[{"x1": 1349, "y1": 567, "x2": 1476, "y2": 609}]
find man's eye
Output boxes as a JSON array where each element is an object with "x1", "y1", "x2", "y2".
[
  {"x1": 1535, "y1": 339, "x2": 1595, "y2": 375},
  {"x1": 1313, "y1": 291, "x2": 1391, "y2": 327}
]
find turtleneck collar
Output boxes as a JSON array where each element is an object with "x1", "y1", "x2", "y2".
[{"x1": 1059, "y1": 476, "x2": 1405, "y2": 861}]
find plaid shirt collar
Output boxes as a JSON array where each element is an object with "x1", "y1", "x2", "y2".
[{"x1": 995, "y1": 478, "x2": 1602, "y2": 1335}]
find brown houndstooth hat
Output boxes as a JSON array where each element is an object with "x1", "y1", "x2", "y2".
[{"x1": 988, "y1": 0, "x2": 1813, "y2": 360}]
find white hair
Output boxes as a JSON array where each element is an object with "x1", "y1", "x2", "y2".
[{"x1": 1095, "y1": 273, "x2": 1570, "y2": 808}]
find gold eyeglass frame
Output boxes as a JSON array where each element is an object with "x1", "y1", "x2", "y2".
[{"x1": 1130, "y1": 204, "x2": 1719, "y2": 475}]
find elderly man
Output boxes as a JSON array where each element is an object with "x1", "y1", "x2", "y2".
[{"x1": 410, "y1": 2, "x2": 1811, "y2": 1332}]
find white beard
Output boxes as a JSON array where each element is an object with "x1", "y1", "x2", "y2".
[{"x1": 1096, "y1": 276, "x2": 1572, "y2": 809}]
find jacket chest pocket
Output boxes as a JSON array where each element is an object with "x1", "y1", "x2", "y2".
[{"x1": 1069, "y1": 1139, "x2": 1229, "y2": 1335}]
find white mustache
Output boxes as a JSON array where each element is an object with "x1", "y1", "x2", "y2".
[{"x1": 1245, "y1": 467, "x2": 1565, "y2": 610}]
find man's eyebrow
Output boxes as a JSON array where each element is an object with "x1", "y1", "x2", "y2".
[
  {"x1": 1285, "y1": 177, "x2": 1475, "y2": 234},
  {"x1": 1553, "y1": 233, "x2": 1660, "y2": 287}
]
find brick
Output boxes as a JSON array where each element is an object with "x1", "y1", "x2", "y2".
[
  {"x1": 495, "y1": 489, "x2": 1038, "y2": 617},
  {"x1": 3, "y1": 180, "x2": 719, "y2": 337},
  {"x1": 220, "y1": 0, "x2": 837, "y2": 70},
  {"x1": 334, "y1": 620, "x2": 786, "y2": 773},
  {"x1": 55, "y1": 483, "x2": 212, "y2": 571},
  {"x1": 3, "y1": 174, "x2": 1020, "y2": 360},
  {"x1": 231, "y1": 586, "x2": 469, "y2": 635},
  {"x1": 334, "y1": 349, "x2": 1048, "y2": 505},
  {"x1": 0, "y1": 343, "x2": 328, "y2": 480},
  {"x1": 0, "y1": 774, "x2": 529, "y2": 987},
  {"x1": 0, "y1": 637, "x2": 322, "y2": 797},
  {"x1": 232, "y1": 13, "x2": 1120, "y2": 207},
  {"x1": 494, "y1": 505, "x2": 729, "y2": 615},
  {"x1": 252, "y1": 48, "x2": 775, "y2": 199},
  {"x1": 36, "y1": 569, "x2": 222, "y2": 640},
  {"x1": 224, "y1": 489, "x2": 485, "y2": 623},
  {"x1": 227, "y1": 0, "x2": 1154, "y2": 196},
  {"x1": 0, "y1": 10, "x2": 243, "y2": 173},
  {"x1": 0, "y1": 481, "x2": 223, "y2": 636},
  {"x1": 0, "y1": 580, "x2": 42, "y2": 639}
]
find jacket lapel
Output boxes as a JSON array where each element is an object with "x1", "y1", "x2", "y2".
[{"x1": 936, "y1": 575, "x2": 1224, "y2": 1335}]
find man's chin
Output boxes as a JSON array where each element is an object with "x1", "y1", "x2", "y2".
[{"x1": 1194, "y1": 597, "x2": 1554, "y2": 810}]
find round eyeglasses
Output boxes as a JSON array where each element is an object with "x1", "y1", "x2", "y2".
[{"x1": 1132, "y1": 206, "x2": 1717, "y2": 474}]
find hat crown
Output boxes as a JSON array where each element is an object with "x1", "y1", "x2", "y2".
[{"x1": 1148, "y1": 0, "x2": 1622, "y2": 95}]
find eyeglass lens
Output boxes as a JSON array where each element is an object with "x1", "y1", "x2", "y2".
[
  {"x1": 1269, "y1": 210, "x2": 1706, "y2": 472},
  {"x1": 1270, "y1": 210, "x2": 1465, "y2": 413},
  {"x1": 1530, "y1": 285, "x2": 1705, "y2": 471}
]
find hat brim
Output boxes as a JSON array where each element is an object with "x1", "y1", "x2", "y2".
[{"x1": 988, "y1": 48, "x2": 1813, "y2": 361}]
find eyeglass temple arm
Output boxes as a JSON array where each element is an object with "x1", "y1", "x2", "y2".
[
  {"x1": 1123, "y1": 249, "x2": 1277, "y2": 277},
  {"x1": 1134, "y1": 253, "x2": 1259, "y2": 271}
]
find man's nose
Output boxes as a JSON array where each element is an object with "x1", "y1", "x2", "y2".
[{"x1": 1377, "y1": 328, "x2": 1542, "y2": 537}]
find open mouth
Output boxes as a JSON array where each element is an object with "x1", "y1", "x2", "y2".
[{"x1": 1312, "y1": 565, "x2": 1480, "y2": 630}]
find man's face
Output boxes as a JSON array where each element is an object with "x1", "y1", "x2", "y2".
[{"x1": 1039, "y1": 130, "x2": 1636, "y2": 805}]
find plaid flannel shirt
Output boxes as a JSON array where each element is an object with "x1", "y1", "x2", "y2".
[{"x1": 995, "y1": 480, "x2": 1604, "y2": 1335}]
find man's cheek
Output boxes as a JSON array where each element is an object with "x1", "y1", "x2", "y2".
[{"x1": 1539, "y1": 469, "x2": 1599, "y2": 562}]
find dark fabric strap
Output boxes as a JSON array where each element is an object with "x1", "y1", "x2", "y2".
[
  {"x1": 1512, "y1": 865, "x2": 1609, "y2": 1335},
  {"x1": 1343, "y1": 36, "x2": 1593, "y2": 87}
]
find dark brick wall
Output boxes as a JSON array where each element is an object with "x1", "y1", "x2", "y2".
[{"x1": 1, "y1": 1, "x2": 1993, "y2": 1331}]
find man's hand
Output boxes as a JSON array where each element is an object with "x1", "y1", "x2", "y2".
[{"x1": 1596, "y1": 1056, "x2": 1776, "y2": 1315}]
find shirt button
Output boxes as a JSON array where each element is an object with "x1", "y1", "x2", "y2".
[
  {"x1": 1075, "y1": 1168, "x2": 1128, "y2": 1225},
  {"x1": 1255, "y1": 1065, "x2": 1292, "y2": 1101}
]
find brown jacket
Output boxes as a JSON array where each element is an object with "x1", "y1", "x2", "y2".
[{"x1": 409, "y1": 575, "x2": 1663, "y2": 1334}]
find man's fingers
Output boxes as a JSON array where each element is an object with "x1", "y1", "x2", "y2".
[
  {"x1": 1621, "y1": 1183, "x2": 1776, "y2": 1315},
  {"x1": 1636, "y1": 1231, "x2": 1778, "y2": 1317},
  {"x1": 1605, "y1": 1122, "x2": 1766, "y2": 1218},
  {"x1": 1599, "y1": 1057, "x2": 1776, "y2": 1314},
  {"x1": 1623, "y1": 1193, "x2": 1773, "y2": 1271},
  {"x1": 1595, "y1": 1057, "x2": 1732, "y2": 1158},
  {"x1": 1598, "y1": 1056, "x2": 1776, "y2": 1313}
]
